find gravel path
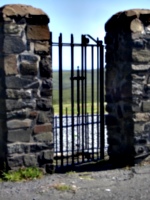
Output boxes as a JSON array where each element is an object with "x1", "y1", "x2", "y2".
[{"x1": 0, "y1": 162, "x2": 150, "y2": 200}]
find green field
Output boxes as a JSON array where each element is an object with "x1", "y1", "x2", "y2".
[{"x1": 52, "y1": 69, "x2": 105, "y2": 114}]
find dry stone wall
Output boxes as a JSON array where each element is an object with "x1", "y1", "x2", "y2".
[
  {"x1": 105, "y1": 9, "x2": 150, "y2": 166},
  {"x1": 0, "y1": 4, "x2": 53, "y2": 171}
]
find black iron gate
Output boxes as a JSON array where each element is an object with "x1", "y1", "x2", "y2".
[{"x1": 51, "y1": 32, "x2": 105, "y2": 170}]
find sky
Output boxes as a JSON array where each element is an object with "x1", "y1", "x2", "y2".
[{"x1": 1, "y1": 0, "x2": 150, "y2": 69}]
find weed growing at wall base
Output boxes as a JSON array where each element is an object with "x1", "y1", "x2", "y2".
[{"x1": 0, "y1": 167, "x2": 43, "y2": 182}]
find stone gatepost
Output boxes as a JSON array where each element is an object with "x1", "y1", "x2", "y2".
[
  {"x1": 0, "y1": 4, "x2": 53, "y2": 172},
  {"x1": 105, "y1": 9, "x2": 150, "y2": 166}
]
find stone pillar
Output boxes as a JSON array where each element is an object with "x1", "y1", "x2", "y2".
[
  {"x1": 105, "y1": 9, "x2": 150, "y2": 166},
  {"x1": 0, "y1": 4, "x2": 53, "y2": 172}
]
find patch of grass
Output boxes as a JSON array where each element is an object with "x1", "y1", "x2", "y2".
[
  {"x1": 66, "y1": 171, "x2": 76, "y2": 175},
  {"x1": 1, "y1": 167, "x2": 43, "y2": 182},
  {"x1": 79, "y1": 173, "x2": 94, "y2": 180},
  {"x1": 53, "y1": 183, "x2": 76, "y2": 192},
  {"x1": 53, "y1": 102, "x2": 107, "y2": 115}
]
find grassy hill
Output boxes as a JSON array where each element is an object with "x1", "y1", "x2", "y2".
[
  {"x1": 52, "y1": 69, "x2": 100, "y2": 105},
  {"x1": 52, "y1": 69, "x2": 106, "y2": 114}
]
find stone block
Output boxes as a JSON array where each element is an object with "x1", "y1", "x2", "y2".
[
  {"x1": 134, "y1": 123, "x2": 144, "y2": 134},
  {"x1": 5, "y1": 76, "x2": 40, "y2": 89},
  {"x1": 134, "y1": 145, "x2": 148, "y2": 155},
  {"x1": 3, "y1": 36, "x2": 25, "y2": 54},
  {"x1": 37, "y1": 112, "x2": 49, "y2": 124},
  {"x1": 37, "y1": 99, "x2": 52, "y2": 111},
  {"x1": 23, "y1": 154, "x2": 38, "y2": 167},
  {"x1": 6, "y1": 99, "x2": 36, "y2": 111},
  {"x1": 6, "y1": 89, "x2": 32, "y2": 99},
  {"x1": 40, "y1": 56, "x2": 52, "y2": 78},
  {"x1": 34, "y1": 41, "x2": 50, "y2": 54},
  {"x1": 33, "y1": 132, "x2": 53, "y2": 142},
  {"x1": 40, "y1": 89, "x2": 52, "y2": 97},
  {"x1": 4, "y1": 54, "x2": 18, "y2": 75},
  {"x1": 133, "y1": 113, "x2": 150, "y2": 122},
  {"x1": 7, "y1": 155, "x2": 24, "y2": 168},
  {"x1": 7, "y1": 108, "x2": 33, "y2": 119},
  {"x1": 29, "y1": 110, "x2": 39, "y2": 118},
  {"x1": 29, "y1": 142, "x2": 54, "y2": 152},
  {"x1": 42, "y1": 79, "x2": 52, "y2": 89},
  {"x1": 36, "y1": 99, "x2": 52, "y2": 111},
  {"x1": 132, "y1": 49, "x2": 150, "y2": 63},
  {"x1": 7, "y1": 143, "x2": 30, "y2": 155},
  {"x1": 131, "y1": 64, "x2": 150, "y2": 71},
  {"x1": 20, "y1": 61, "x2": 38, "y2": 76},
  {"x1": 130, "y1": 18, "x2": 144, "y2": 33},
  {"x1": 7, "y1": 119, "x2": 32, "y2": 129},
  {"x1": 43, "y1": 150, "x2": 53, "y2": 161},
  {"x1": 144, "y1": 122, "x2": 150, "y2": 131},
  {"x1": 4, "y1": 23, "x2": 25, "y2": 35},
  {"x1": 1, "y1": 4, "x2": 49, "y2": 20},
  {"x1": 19, "y1": 52, "x2": 39, "y2": 62},
  {"x1": 7, "y1": 129, "x2": 31, "y2": 142},
  {"x1": 142, "y1": 101, "x2": 150, "y2": 112},
  {"x1": 33, "y1": 123, "x2": 52, "y2": 134},
  {"x1": 27, "y1": 25, "x2": 50, "y2": 40}
]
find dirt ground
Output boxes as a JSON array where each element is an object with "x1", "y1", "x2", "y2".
[{"x1": 0, "y1": 159, "x2": 150, "y2": 200}]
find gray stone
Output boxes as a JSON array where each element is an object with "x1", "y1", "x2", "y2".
[
  {"x1": 7, "y1": 155, "x2": 24, "y2": 168},
  {"x1": 6, "y1": 99, "x2": 36, "y2": 111},
  {"x1": 132, "y1": 82, "x2": 143, "y2": 95},
  {"x1": 20, "y1": 61, "x2": 38, "y2": 76},
  {"x1": 43, "y1": 150, "x2": 53, "y2": 161},
  {"x1": 132, "y1": 49, "x2": 150, "y2": 63},
  {"x1": 7, "y1": 129, "x2": 32, "y2": 142},
  {"x1": 5, "y1": 76, "x2": 40, "y2": 89},
  {"x1": 37, "y1": 112, "x2": 49, "y2": 124},
  {"x1": 23, "y1": 154, "x2": 38, "y2": 167},
  {"x1": 40, "y1": 56, "x2": 52, "y2": 78},
  {"x1": 7, "y1": 119, "x2": 32, "y2": 129},
  {"x1": 19, "y1": 52, "x2": 39, "y2": 62},
  {"x1": 134, "y1": 123, "x2": 144, "y2": 134},
  {"x1": 134, "y1": 145, "x2": 146, "y2": 155},
  {"x1": 33, "y1": 132, "x2": 53, "y2": 142},
  {"x1": 3, "y1": 36, "x2": 25, "y2": 54},
  {"x1": 131, "y1": 64, "x2": 150, "y2": 71},
  {"x1": 6, "y1": 89, "x2": 32, "y2": 99},
  {"x1": 7, "y1": 143, "x2": 30, "y2": 155},
  {"x1": 42, "y1": 79, "x2": 52, "y2": 89},
  {"x1": 142, "y1": 101, "x2": 150, "y2": 112},
  {"x1": 23, "y1": 142, "x2": 54, "y2": 153},
  {"x1": 133, "y1": 113, "x2": 150, "y2": 122},
  {"x1": 40, "y1": 89, "x2": 52, "y2": 97},
  {"x1": 4, "y1": 23, "x2": 25, "y2": 35},
  {"x1": 7, "y1": 108, "x2": 34, "y2": 120},
  {"x1": 36, "y1": 99, "x2": 52, "y2": 111}
]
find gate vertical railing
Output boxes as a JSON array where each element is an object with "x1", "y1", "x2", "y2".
[
  {"x1": 70, "y1": 34, "x2": 75, "y2": 166},
  {"x1": 52, "y1": 32, "x2": 105, "y2": 170},
  {"x1": 58, "y1": 33, "x2": 63, "y2": 167}
]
